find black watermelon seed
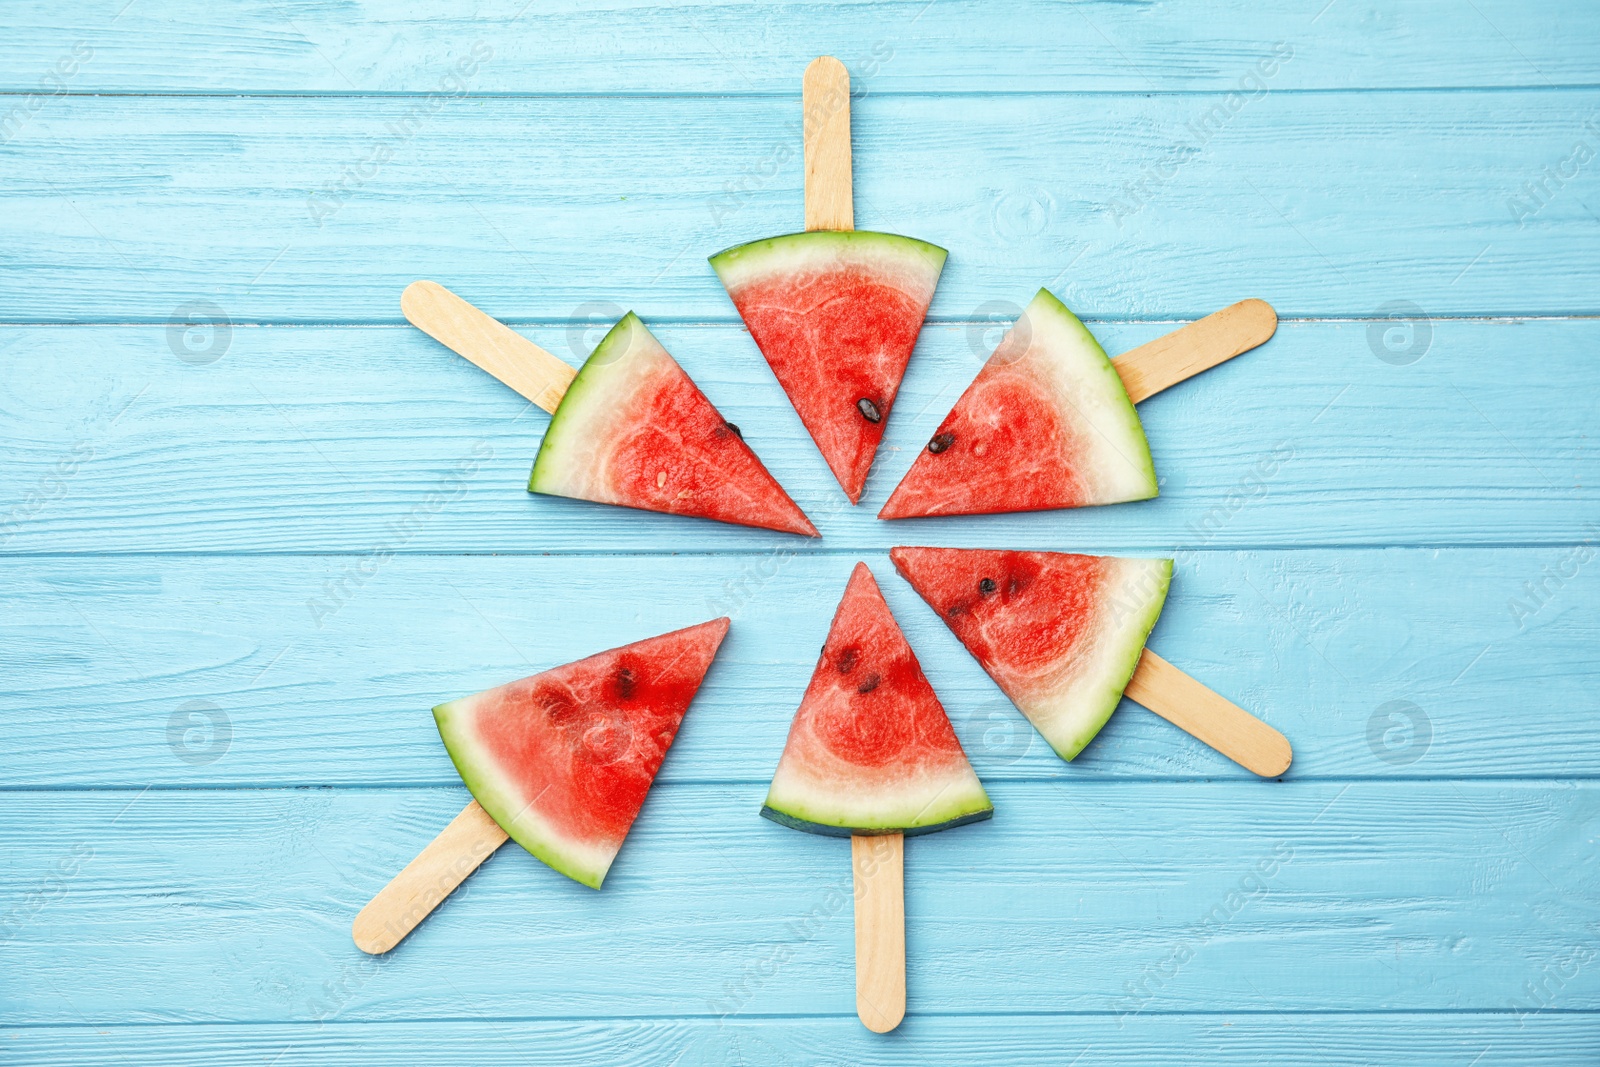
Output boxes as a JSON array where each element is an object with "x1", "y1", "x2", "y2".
[
  {"x1": 836, "y1": 647, "x2": 859, "y2": 674},
  {"x1": 857, "y1": 672, "x2": 881, "y2": 694},
  {"x1": 616, "y1": 666, "x2": 636, "y2": 699},
  {"x1": 857, "y1": 398, "x2": 882, "y2": 423},
  {"x1": 979, "y1": 577, "x2": 997, "y2": 595},
  {"x1": 723, "y1": 421, "x2": 742, "y2": 439},
  {"x1": 928, "y1": 432, "x2": 955, "y2": 454}
]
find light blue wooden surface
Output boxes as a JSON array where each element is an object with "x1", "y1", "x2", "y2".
[{"x1": 2, "y1": 3, "x2": 1597, "y2": 1064}]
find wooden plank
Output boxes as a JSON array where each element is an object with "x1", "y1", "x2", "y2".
[
  {"x1": 1, "y1": 320, "x2": 1594, "y2": 554},
  {"x1": 6, "y1": 1014, "x2": 1598, "y2": 1067},
  {"x1": 0, "y1": 782, "x2": 1594, "y2": 1022},
  {"x1": 3, "y1": 92, "x2": 1600, "y2": 321},
  {"x1": 5, "y1": 1, "x2": 1600, "y2": 93},
  {"x1": 2, "y1": 547, "x2": 1595, "y2": 787},
  {"x1": 4, "y1": 4, "x2": 1595, "y2": 1060}
]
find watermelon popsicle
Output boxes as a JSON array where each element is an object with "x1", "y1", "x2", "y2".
[
  {"x1": 762, "y1": 563, "x2": 993, "y2": 1032},
  {"x1": 879, "y1": 289, "x2": 1278, "y2": 519},
  {"x1": 890, "y1": 547, "x2": 1293, "y2": 777},
  {"x1": 710, "y1": 57, "x2": 947, "y2": 505},
  {"x1": 352, "y1": 619, "x2": 730, "y2": 955},
  {"x1": 401, "y1": 281, "x2": 817, "y2": 537}
]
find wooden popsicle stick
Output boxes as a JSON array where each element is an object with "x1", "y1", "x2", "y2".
[
  {"x1": 402, "y1": 280, "x2": 575, "y2": 413},
  {"x1": 352, "y1": 799, "x2": 510, "y2": 954},
  {"x1": 1113, "y1": 298, "x2": 1278, "y2": 403},
  {"x1": 852, "y1": 833, "x2": 906, "y2": 1033},
  {"x1": 807, "y1": 57, "x2": 902, "y2": 1032},
  {"x1": 804, "y1": 56, "x2": 853, "y2": 232},
  {"x1": 1123, "y1": 648, "x2": 1292, "y2": 777}
]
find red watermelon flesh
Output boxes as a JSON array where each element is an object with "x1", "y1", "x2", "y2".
[
  {"x1": 879, "y1": 288, "x2": 1158, "y2": 519},
  {"x1": 761, "y1": 563, "x2": 991, "y2": 836},
  {"x1": 529, "y1": 313, "x2": 817, "y2": 537},
  {"x1": 890, "y1": 546, "x2": 1170, "y2": 761},
  {"x1": 434, "y1": 617, "x2": 730, "y2": 888},
  {"x1": 710, "y1": 232, "x2": 947, "y2": 504}
]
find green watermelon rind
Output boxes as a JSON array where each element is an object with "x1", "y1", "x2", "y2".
[
  {"x1": 707, "y1": 230, "x2": 948, "y2": 288},
  {"x1": 526, "y1": 312, "x2": 641, "y2": 498},
  {"x1": 760, "y1": 767, "x2": 994, "y2": 837},
  {"x1": 526, "y1": 312, "x2": 817, "y2": 536},
  {"x1": 759, "y1": 802, "x2": 993, "y2": 839},
  {"x1": 433, "y1": 698, "x2": 611, "y2": 890},
  {"x1": 1026, "y1": 288, "x2": 1160, "y2": 506},
  {"x1": 1044, "y1": 557, "x2": 1173, "y2": 760}
]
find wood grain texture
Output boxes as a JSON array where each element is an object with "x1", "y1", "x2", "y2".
[
  {"x1": 5, "y1": 4, "x2": 1599, "y2": 1059},
  {"x1": 1, "y1": 782, "x2": 1594, "y2": 1022},
  {"x1": 2, "y1": 548, "x2": 1594, "y2": 787},
  {"x1": 351, "y1": 799, "x2": 508, "y2": 955},
  {"x1": 1115, "y1": 299, "x2": 1278, "y2": 403},
  {"x1": 1125, "y1": 650, "x2": 1293, "y2": 778},
  {"x1": 803, "y1": 56, "x2": 853, "y2": 232},
  {"x1": 5, "y1": 1, "x2": 1600, "y2": 93},
  {"x1": 5, "y1": 92, "x2": 1600, "y2": 321},
  {"x1": 400, "y1": 281, "x2": 573, "y2": 412},
  {"x1": 852, "y1": 833, "x2": 905, "y2": 1032},
  {"x1": 9, "y1": 1014, "x2": 1598, "y2": 1067},
  {"x1": 2, "y1": 320, "x2": 1594, "y2": 554}
]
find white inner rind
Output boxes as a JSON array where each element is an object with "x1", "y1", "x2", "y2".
[
  {"x1": 710, "y1": 231, "x2": 946, "y2": 305},
  {"x1": 434, "y1": 691, "x2": 619, "y2": 889},
  {"x1": 529, "y1": 313, "x2": 663, "y2": 503},
  {"x1": 1014, "y1": 289, "x2": 1159, "y2": 505},
  {"x1": 1018, "y1": 557, "x2": 1172, "y2": 759},
  {"x1": 529, "y1": 314, "x2": 809, "y2": 532},
  {"x1": 764, "y1": 753, "x2": 991, "y2": 833}
]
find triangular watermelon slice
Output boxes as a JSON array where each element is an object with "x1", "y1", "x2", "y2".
[
  {"x1": 710, "y1": 232, "x2": 947, "y2": 504},
  {"x1": 433, "y1": 617, "x2": 730, "y2": 888},
  {"x1": 879, "y1": 288, "x2": 1158, "y2": 519},
  {"x1": 762, "y1": 562, "x2": 991, "y2": 836},
  {"x1": 529, "y1": 313, "x2": 817, "y2": 537},
  {"x1": 890, "y1": 547, "x2": 1170, "y2": 761}
]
